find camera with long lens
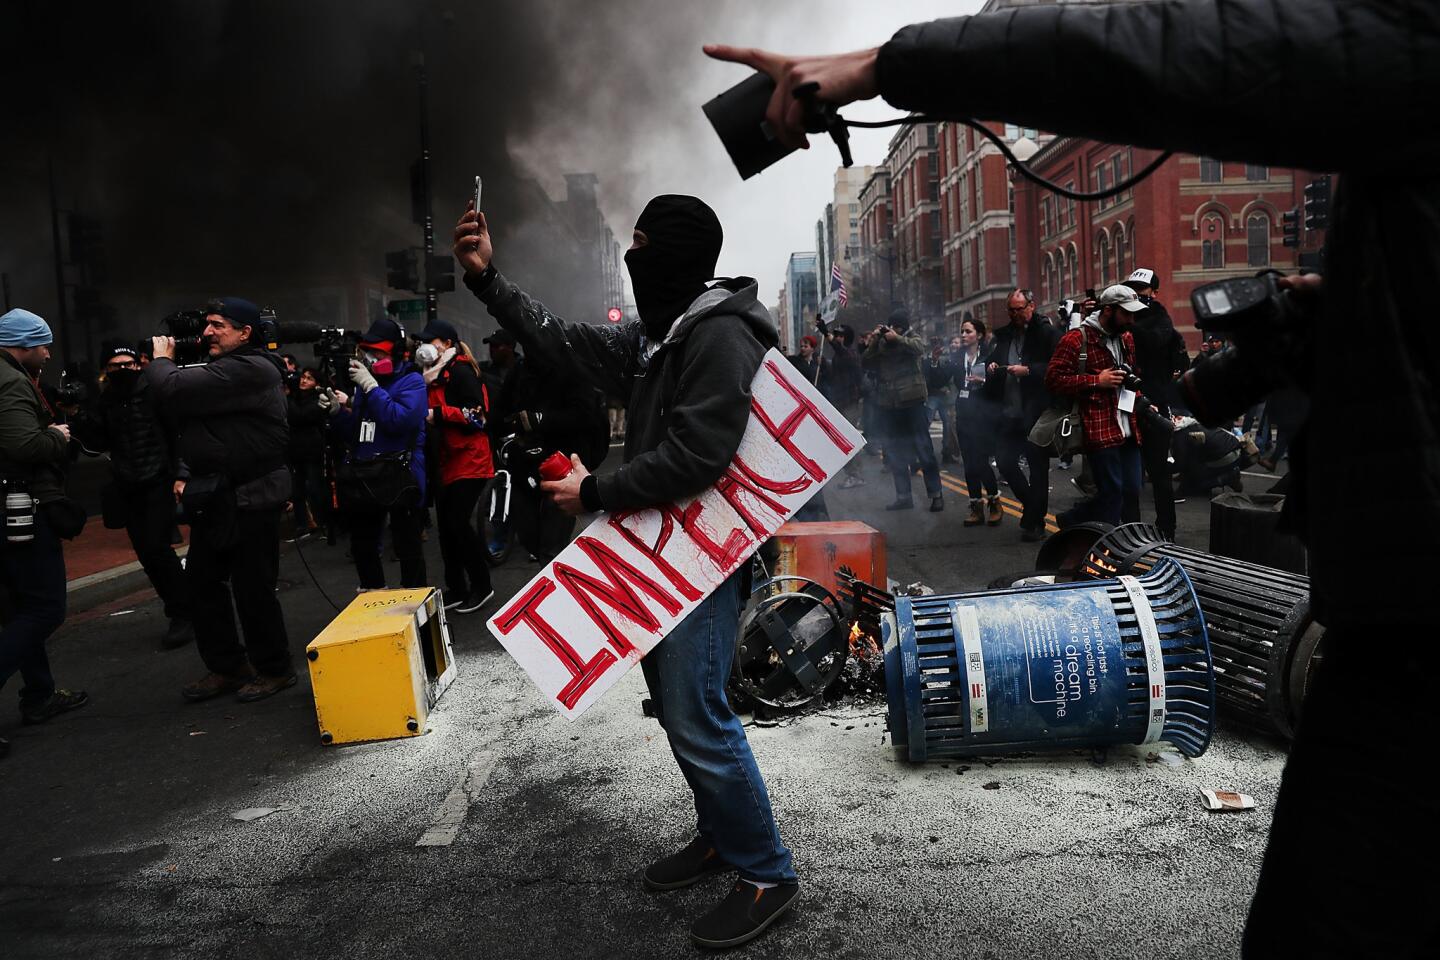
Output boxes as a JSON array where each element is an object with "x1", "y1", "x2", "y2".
[
  {"x1": 1112, "y1": 362, "x2": 1173, "y2": 436},
  {"x1": 158, "y1": 309, "x2": 210, "y2": 365},
  {"x1": 1180, "y1": 271, "x2": 1316, "y2": 428}
]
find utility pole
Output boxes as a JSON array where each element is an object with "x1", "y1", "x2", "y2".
[
  {"x1": 415, "y1": 50, "x2": 437, "y2": 324},
  {"x1": 48, "y1": 159, "x2": 71, "y2": 368}
]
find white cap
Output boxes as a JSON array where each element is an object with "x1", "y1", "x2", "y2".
[
  {"x1": 1124, "y1": 268, "x2": 1157, "y2": 291},
  {"x1": 1097, "y1": 283, "x2": 1148, "y2": 313}
]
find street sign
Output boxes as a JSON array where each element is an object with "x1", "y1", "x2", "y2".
[
  {"x1": 487, "y1": 349, "x2": 865, "y2": 719},
  {"x1": 606, "y1": 307, "x2": 623, "y2": 324},
  {"x1": 390, "y1": 298, "x2": 427, "y2": 316}
]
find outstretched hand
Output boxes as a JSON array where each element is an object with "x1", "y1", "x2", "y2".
[
  {"x1": 702, "y1": 44, "x2": 881, "y2": 150},
  {"x1": 453, "y1": 203, "x2": 493, "y2": 276}
]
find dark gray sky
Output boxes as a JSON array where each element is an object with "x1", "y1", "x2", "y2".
[{"x1": 0, "y1": 0, "x2": 977, "y2": 332}]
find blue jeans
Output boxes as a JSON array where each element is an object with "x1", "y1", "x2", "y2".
[
  {"x1": 1089, "y1": 441, "x2": 1143, "y2": 526},
  {"x1": 0, "y1": 513, "x2": 67, "y2": 706},
  {"x1": 882, "y1": 403, "x2": 942, "y2": 501},
  {"x1": 640, "y1": 568, "x2": 796, "y2": 884}
]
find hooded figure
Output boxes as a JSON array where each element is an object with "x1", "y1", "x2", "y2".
[
  {"x1": 459, "y1": 194, "x2": 800, "y2": 942},
  {"x1": 625, "y1": 195, "x2": 724, "y2": 341}
]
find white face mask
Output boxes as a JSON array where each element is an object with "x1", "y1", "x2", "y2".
[{"x1": 415, "y1": 343, "x2": 441, "y2": 368}]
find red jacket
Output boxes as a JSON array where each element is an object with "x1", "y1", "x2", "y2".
[
  {"x1": 1044, "y1": 322, "x2": 1140, "y2": 452},
  {"x1": 425, "y1": 352, "x2": 494, "y2": 486}
]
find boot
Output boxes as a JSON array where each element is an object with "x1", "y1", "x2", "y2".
[
  {"x1": 986, "y1": 496, "x2": 1003, "y2": 526},
  {"x1": 964, "y1": 499, "x2": 984, "y2": 527}
]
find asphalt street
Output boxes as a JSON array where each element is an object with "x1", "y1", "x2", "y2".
[{"x1": 0, "y1": 443, "x2": 1291, "y2": 960}]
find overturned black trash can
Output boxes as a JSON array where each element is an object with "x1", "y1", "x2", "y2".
[
  {"x1": 1209, "y1": 492, "x2": 1308, "y2": 574},
  {"x1": 883, "y1": 558, "x2": 1214, "y2": 762},
  {"x1": 1082, "y1": 522, "x2": 1324, "y2": 741}
]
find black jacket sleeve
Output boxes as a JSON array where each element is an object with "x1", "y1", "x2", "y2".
[
  {"x1": 876, "y1": 0, "x2": 1440, "y2": 173},
  {"x1": 468, "y1": 269, "x2": 639, "y2": 401},
  {"x1": 595, "y1": 314, "x2": 766, "y2": 512}
]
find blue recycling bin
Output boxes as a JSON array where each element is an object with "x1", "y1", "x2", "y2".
[{"x1": 884, "y1": 558, "x2": 1215, "y2": 761}]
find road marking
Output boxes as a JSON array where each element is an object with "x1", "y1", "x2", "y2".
[
  {"x1": 938, "y1": 469, "x2": 1060, "y2": 532},
  {"x1": 416, "y1": 752, "x2": 501, "y2": 847}
]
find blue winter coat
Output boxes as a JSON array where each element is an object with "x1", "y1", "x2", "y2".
[{"x1": 332, "y1": 364, "x2": 429, "y2": 502}]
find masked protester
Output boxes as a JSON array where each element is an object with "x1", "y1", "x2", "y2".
[
  {"x1": 414, "y1": 319, "x2": 494, "y2": 614},
  {"x1": 322, "y1": 318, "x2": 428, "y2": 591},
  {"x1": 455, "y1": 194, "x2": 800, "y2": 948},
  {"x1": 71, "y1": 345, "x2": 194, "y2": 648}
]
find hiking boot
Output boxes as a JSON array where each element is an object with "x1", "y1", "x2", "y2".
[
  {"x1": 162, "y1": 618, "x2": 195, "y2": 649},
  {"x1": 182, "y1": 671, "x2": 255, "y2": 703},
  {"x1": 236, "y1": 672, "x2": 298, "y2": 703},
  {"x1": 455, "y1": 590, "x2": 495, "y2": 615},
  {"x1": 643, "y1": 836, "x2": 734, "y2": 891},
  {"x1": 20, "y1": 689, "x2": 89, "y2": 725},
  {"x1": 1021, "y1": 526, "x2": 1047, "y2": 543},
  {"x1": 884, "y1": 499, "x2": 914, "y2": 511},
  {"x1": 987, "y1": 496, "x2": 1003, "y2": 526},
  {"x1": 964, "y1": 499, "x2": 984, "y2": 527},
  {"x1": 929, "y1": 495, "x2": 944, "y2": 513},
  {"x1": 690, "y1": 880, "x2": 800, "y2": 949}
]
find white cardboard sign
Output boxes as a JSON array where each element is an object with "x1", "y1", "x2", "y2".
[{"x1": 486, "y1": 349, "x2": 864, "y2": 719}]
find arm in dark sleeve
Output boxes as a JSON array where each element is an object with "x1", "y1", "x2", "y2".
[
  {"x1": 876, "y1": 0, "x2": 1440, "y2": 172},
  {"x1": 595, "y1": 316, "x2": 764, "y2": 511},
  {"x1": 0, "y1": 380, "x2": 67, "y2": 464},
  {"x1": 434, "y1": 362, "x2": 486, "y2": 430},
  {"x1": 143, "y1": 355, "x2": 272, "y2": 417},
  {"x1": 468, "y1": 269, "x2": 637, "y2": 400}
]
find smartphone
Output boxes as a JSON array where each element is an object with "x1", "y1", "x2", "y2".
[
  {"x1": 1085, "y1": 287, "x2": 1096, "y2": 300},
  {"x1": 472, "y1": 176, "x2": 483, "y2": 211}
]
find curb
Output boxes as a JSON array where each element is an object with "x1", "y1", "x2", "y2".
[{"x1": 65, "y1": 547, "x2": 189, "y2": 615}]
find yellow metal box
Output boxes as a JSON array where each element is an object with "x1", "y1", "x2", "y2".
[{"x1": 305, "y1": 588, "x2": 457, "y2": 746}]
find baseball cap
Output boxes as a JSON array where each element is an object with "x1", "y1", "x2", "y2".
[
  {"x1": 1123, "y1": 268, "x2": 1158, "y2": 292},
  {"x1": 416, "y1": 319, "x2": 459, "y2": 343},
  {"x1": 483, "y1": 329, "x2": 517, "y2": 346},
  {"x1": 203, "y1": 297, "x2": 261, "y2": 328},
  {"x1": 1097, "y1": 284, "x2": 1148, "y2": 313}
]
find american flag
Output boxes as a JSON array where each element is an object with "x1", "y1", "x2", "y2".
[{"x1": 830, "y1": 263, "x2": 848, "y2": 307}]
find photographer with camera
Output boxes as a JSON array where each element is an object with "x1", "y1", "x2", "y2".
[
  {"x1": 1045, "y1": 285, "x2": 1147, "y2": 528},
  {"x1": 414, "y1": 319, "x2": 493, "y2": 614},
  {"x1": 285, "y1": 367, "x2": 328, "y2": 542},
  {"x1": 706, "y1": 2, "x2": 1440, "y2": 950},
  {"x1": 816, "y1": 320, "x2": 864, "y2": 489},
  {"x1": 1123, "y1": 268, "x2": 1188, "y2": 540},
  {"x1": 147, "y1": 297, "x2": 294, "y2": 703},
  {"x1": 71, "y1": 344, "x2": 194, "y2": 648},
  {"x1": 864, "y1": 309, "x2": 943, "y2": 512},
  {"x1": 321, "y1": 317, "x2": 428, "y2": 592},
  {"x1": 0, "y1": 309, "x2": 88, "y2": 758},
  {"x1": 456, "y1": 194, "x2": 800, "y2": 947}
]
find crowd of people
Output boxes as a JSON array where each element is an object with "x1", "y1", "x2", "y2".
[{"x1": 788, "y1": 268, "x2": 1270, "y2": 541}]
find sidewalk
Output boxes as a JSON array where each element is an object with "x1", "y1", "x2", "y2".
[{"x1": 62, "y1": 520, "x2": 188, "y2": 611}]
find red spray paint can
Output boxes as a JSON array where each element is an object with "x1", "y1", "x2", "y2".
[{"x1": 538, "y1": 452, "x2": 573, "y2": 482}]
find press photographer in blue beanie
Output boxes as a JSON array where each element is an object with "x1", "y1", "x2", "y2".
[
  {"x1": 0, "y1": 308, "x2": 88, "y2": 759},
  {"x1": 148, "y1": 298, "x2": 294, "y2": 704}
]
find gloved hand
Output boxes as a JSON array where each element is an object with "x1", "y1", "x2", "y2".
[
  {"x1": 348, "y1": 359, "x2": 379, "y2": 393},
  {"x1": 317, "y1": 389, "x2": 340, "y2": 416}
]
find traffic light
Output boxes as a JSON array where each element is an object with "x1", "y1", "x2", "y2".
[
  {"x1": 1303, "y1": 176, "x2": 1331, "y2": 231},
  {"x1": 385, "y1": 248, "x2": 422, "y2": 292},
  {"x1": 427, "y1": 254, "x2": 455, "y2": 293},
  {"x1": 1281, "y1": 207, "x2": 1301, "y2": 248}
]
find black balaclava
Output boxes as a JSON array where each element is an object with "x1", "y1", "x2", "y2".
[{"x1": 625, "y1": 195, "x2": 723, "y2": 340}]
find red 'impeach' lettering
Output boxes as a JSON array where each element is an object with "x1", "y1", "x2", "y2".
[
  {"x1": 750, "y1": 359, "x2": 854, "y2": 480},
  {"x1": 494, "y1": 578, "x2": 616, "y2": 710},
  {"x1": 608, "y1": 511, "x2": 704, "y2": 603},
  {"x1": 554, "y1": 536, "x2": 683, "y2": 658}
]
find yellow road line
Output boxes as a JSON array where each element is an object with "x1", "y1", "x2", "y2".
[{"x1": 939, "y1": 468, "x2": 1061, "y2": 532}]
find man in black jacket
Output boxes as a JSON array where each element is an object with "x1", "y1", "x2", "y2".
[
  {"x1": 73, "y1": 345, "x2": 194, "y2": 647},
  {"x1": 982, "y1": 289, "x2": 1057, "y2": 540},
  {"x1": 455, "y1": 195, "x2": 799, "y2": 948},
  {"x1": 707, "y1": 2, "x2": 1440, "y2": 954},
  {"x1": 148, "y1": 298, "x2": 294, "y2": 704},
  {"x1": 1123, "y1": 268, "x2": 1188, "y2": 539}
]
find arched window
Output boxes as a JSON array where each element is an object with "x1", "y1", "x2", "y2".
[
  {"x1": 1113, "y1": 224, "x2": 1128, "y2": 281},
  {"x1": 1066, "y1": 244, "x2": 1078, "y2": 297},
  {"x1": 1202, "y1": 214, "x2": 1225, "y2": 269},
  {"x1": 1096, "y1": 231, "x2": 1112, "y2": 286},
  {"x1": 1247, "y1": 213, "x2": 1271, "y2": 266},
  {"x1": 1041, "y1": 254, "x2": 1053, "y2": 304},
  {"x1": 1126, "y1": 217, "x2": 1137, "y2": 273}
]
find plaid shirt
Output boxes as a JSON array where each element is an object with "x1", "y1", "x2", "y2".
[{"x1": 1044, "y1": 324, "x2": 1140, "y2": 451}]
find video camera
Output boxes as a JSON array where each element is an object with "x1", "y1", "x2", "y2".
[{"x1": 1181, "y1": 271, "x2": 1316, "y2": 428}]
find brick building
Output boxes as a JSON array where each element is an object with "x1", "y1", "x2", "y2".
[
  {"x1": 937, "y1": 120, "x2": 1046, "y2": 336},
  {"x1": 855, "y1": 166, "x2": 894, "y2": 327},
  {"x1": 885, "y1": 123, "x2": 943, "y2": 333},
  {"x1": 1013, "y1": 140, "x2": 1328, "y2": 345}
]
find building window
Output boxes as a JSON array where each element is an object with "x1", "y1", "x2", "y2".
[
  {"x1": 1066, "y1": 244, "x2": 1078, "y2": 297},
  {"x1": 1247, "y1": 213, "x2": 1271, "y2": 266},
  {"x1": 1113, "y1": 226, "x2": 1127, "y2": 279},
  {"x1": 1096, "y1": 165, "x2": 1112, "y2": 209},
  {"x1": 1245, "y1": 163, "x2": 1269, "y2": 182},
  {"x1": 1199, "y1": 157, "x2": 1223, "y2": 183},
  {"x1": 1202, "y1": 214, "x2": 1225, "y2": 268},
  {"x1": 1096, "y1": 232, "x2": 1111, "y2": 286},
  {"x1": 1005, "y1": 123, "x2": 1019, "y2": 140},
  {"x1": 1127, "y1": 217, "x2": 1137, "y2": 273},
  {"x1": 1040, "y1": 197, "x2": 1050, "y2": 239}
]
